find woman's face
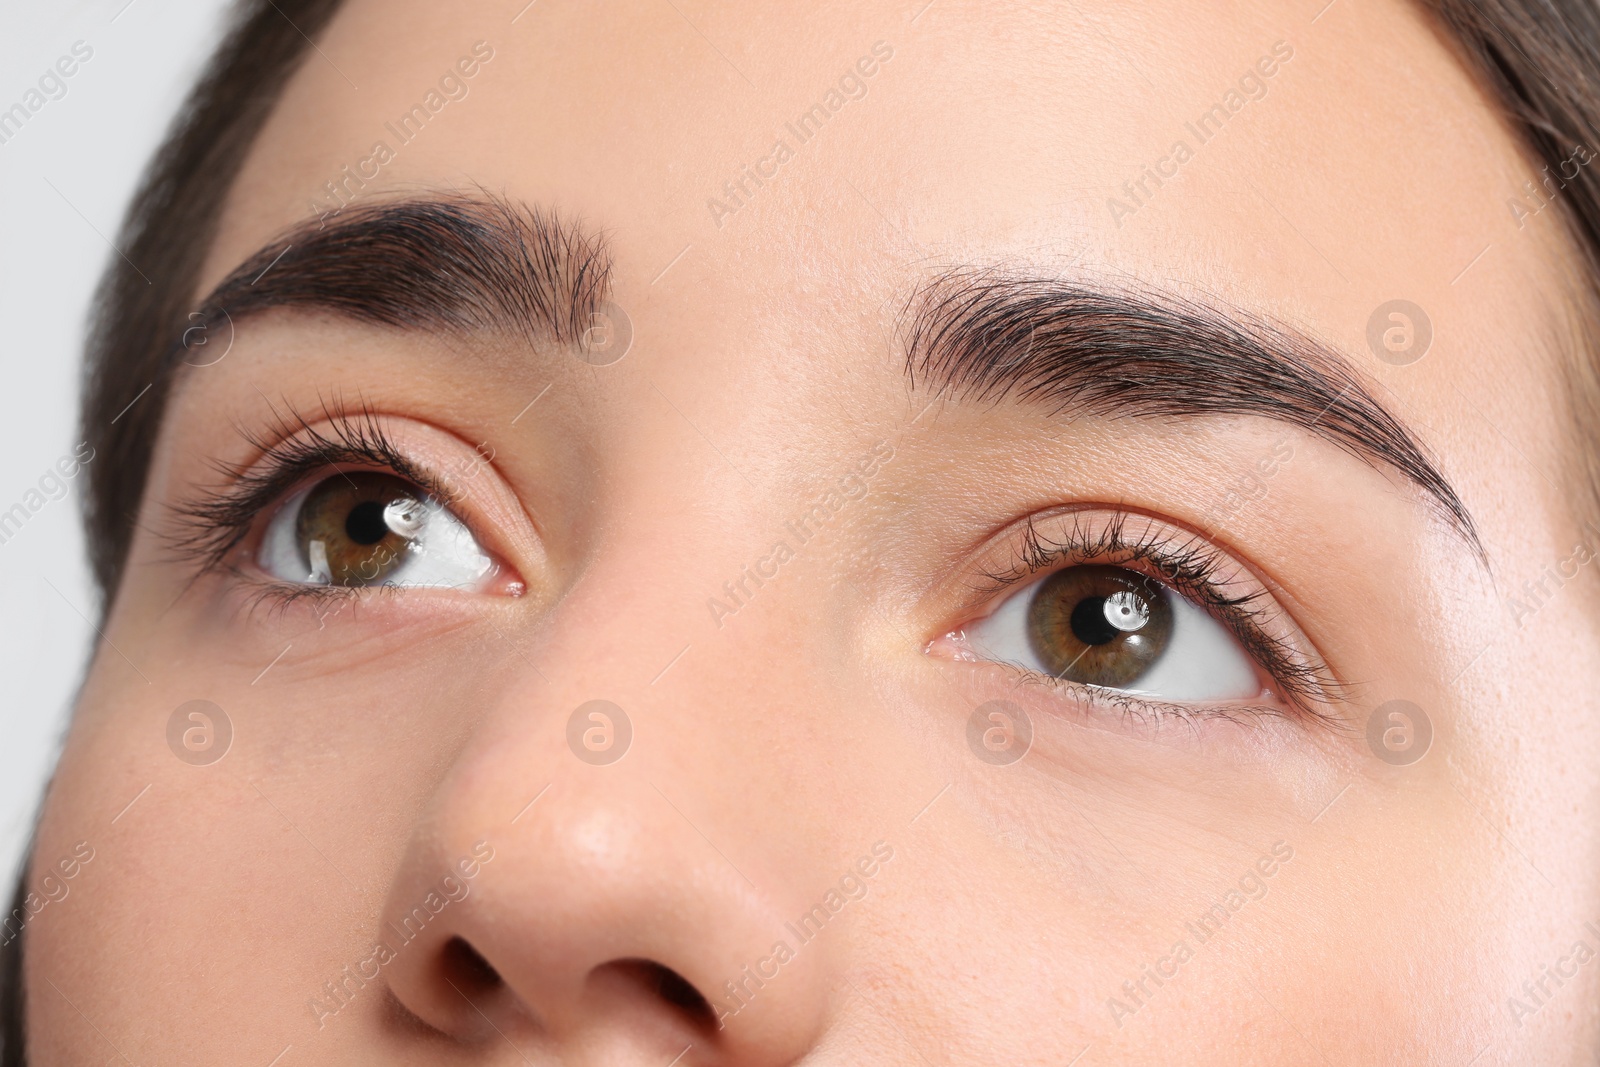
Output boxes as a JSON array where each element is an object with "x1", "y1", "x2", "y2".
[{"x1": 24, "y1": 0, "x2": 1600, "y2": 1062}]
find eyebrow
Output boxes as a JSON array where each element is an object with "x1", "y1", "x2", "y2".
[
  {"x1": 180, "y1": 193, "x2": 611, "y2": 362},
  {"x1": 903, "y1": 268, "x2": 1482, "y2": 554},
  {"x1": 187, "y1": 198, "x2": 1479, "y2": 555}
]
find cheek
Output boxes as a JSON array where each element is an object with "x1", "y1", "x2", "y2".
[
  {"x1": 28, "y1": 414, "x2": 1556, "y2": 1067},
  {"x1": 27, "y1": 613, "x2": 484, "y2": 1057}
]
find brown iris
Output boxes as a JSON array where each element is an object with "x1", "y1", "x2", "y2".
[
  {"x1": 1026, "y1": 565, "x2": 1173, "y2": 687},
  {"x1": 294, "y1": 472, "x2": 425, "y2": 586}
]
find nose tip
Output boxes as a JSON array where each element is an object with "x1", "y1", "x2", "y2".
[{"x1": 377, "y1": 775, "x2": 830, "y2": 1064}]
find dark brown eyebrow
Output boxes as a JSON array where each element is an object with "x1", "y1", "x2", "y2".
[
  {"x1": 903, "y1": 267, "x2": 1482, "y2": 556},
  {"x1": 187, "y1": 206, "x2": 1478, "y2": 555},
  {"x1": 178, "y1": 192, "x2": 611, "y2": 365}
]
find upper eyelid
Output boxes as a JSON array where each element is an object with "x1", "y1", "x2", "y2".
[
  {"x1": 956, "y1": 510, "x2": 1345, "y2": 725},
  {"x1": 166, "y1": 406, "x2": 462, "y2": 573}
]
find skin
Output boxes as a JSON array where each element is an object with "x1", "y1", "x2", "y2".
[{"x1": 21, "y1": 0, "x2": 1600, "y2": 1063}]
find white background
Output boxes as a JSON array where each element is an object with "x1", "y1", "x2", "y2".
[{"x1": 0, "y1": 0, "x2": 234, "y2": 883}]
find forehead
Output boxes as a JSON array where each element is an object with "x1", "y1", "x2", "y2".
[
  {"x1": 213, "y1": 0, "x2": 1561, "y2": 317},
  {"x1": 204, "y1": 0, "x2": 1572, "y2": 516}
]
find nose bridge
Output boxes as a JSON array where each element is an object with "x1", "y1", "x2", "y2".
[{"x1": 374, "y1": 531, "x2": 849, "y2": 1059}]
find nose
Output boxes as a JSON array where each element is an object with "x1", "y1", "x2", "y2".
[{"x1": 378, "y1": 710, "x2": 830, "y2": 1066}]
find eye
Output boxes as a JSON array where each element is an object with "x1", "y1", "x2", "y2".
[
  {"x1": 959, "y1": 563, "x2": 1265, "y2": 702},
  {"x1": 258, "y1": 471, "x2": 493, "y2": 589}
]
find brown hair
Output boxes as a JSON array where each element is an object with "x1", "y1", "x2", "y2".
[
  {"x1": 4, "y1": 0, "x2": 1600, "y2": 1061},
  {"x1": 76, "y1": 0, "x2": 348, "y2": 607},
  {"x1": 1421, "y1": 0, "x2": 1600, "y2": 524},
  {"x1": 1, "y1": 2, "x2": 345, "y2": 1062}
]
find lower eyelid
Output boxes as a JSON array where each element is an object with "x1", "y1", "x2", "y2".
[{"x1": 947, "y1": 654, "x2": 1305, "y2": 742}]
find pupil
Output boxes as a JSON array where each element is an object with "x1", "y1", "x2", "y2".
[
  {"x1": 1069, "y1": 596, "x2": 1121, "y2": 646},
  {"x1": 344, "y1": 500, "x2": 390, "y2": 545}
]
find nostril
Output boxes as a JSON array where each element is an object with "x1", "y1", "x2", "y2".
[
  {"x1": 439, "y1": 936, "x2": 503, "y2": 1001},
  {"x1": 608, "y1": 959, "x2": 718, "y2": 1031},
  {"x1": 652, "y1": 963, "x2": 714, "y2": 1021}
]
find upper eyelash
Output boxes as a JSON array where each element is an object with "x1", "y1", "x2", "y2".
[
  {"x1": 976, "y1": 509, "x2": 1346, "y2": 728},
  {"x1": 171, "y1": 408, "x2": 1343, "y2": 727},
  {"x1": 166, "y1": 397, "x2": 453, "y2": 575}
]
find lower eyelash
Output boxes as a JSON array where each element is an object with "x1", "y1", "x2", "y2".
[
  {"x1": 173, "y1": 412, "x2": 1343, "y2": 727},
  {"x1": 1002, "y1": 659, "x2": 1298, "y2": 733},
  {"x1": 236, "y1": 576, "x2": 363, "y2": 619},
  {"x1": 1053, "y1": 672, "x2": 1293, "y2": 728},
  {"x1": 983, "y1": 510, "x2": 1345, "y2": 728}
]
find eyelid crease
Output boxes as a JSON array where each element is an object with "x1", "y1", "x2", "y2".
[{"x1": 966, "y1": 509, "x2": 1351, "y2": 732}]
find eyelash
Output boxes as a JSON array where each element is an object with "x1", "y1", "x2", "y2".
[
  {"x1": 171, "y1": 407, "x2": 1339, "y2": 728},
  {"x1": 169, "y1": 400, "x2": 457, "y2": 588},
  {"x1": 969, "y1": 510, "x2": 1343, "y2": 729}
]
